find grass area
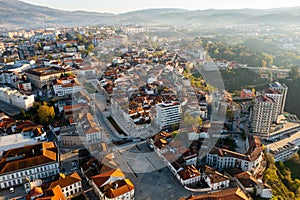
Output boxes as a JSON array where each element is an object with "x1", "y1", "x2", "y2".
[
  {"x1": 84, "y1": 82, "x2": 97, "y2": 94},
  {"x1": 107, "y1": 116, "x2": 127, "y2": 136}
]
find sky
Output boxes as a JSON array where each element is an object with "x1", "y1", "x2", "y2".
[{"x1": 20, "y1": 0, "x2": 300, "y2": 14}]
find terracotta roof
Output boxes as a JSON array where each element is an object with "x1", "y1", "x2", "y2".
[
  {"x1": 92, "y1": 169, "x2": 125, "y2": 187},
  {"x1": 103, "y1": 179, "x2": 134, "y2": 198},
  {"x1": 187, "y1": 188, "x2": 249, "y2": 200},
  {"x1": 209, "y1": 136, "x2": 262, "y2": 162},
  {"x1": 36, "y1": 185, "x2": 66, "y2": 200},
  {"x1": 48, "y1": 172, "x2": 81, "y2": 190},
  {"x1": 85, "y1": 127, "x2": 100, "y2": 134},
  {"x1": 202, "y1": 165, "x2": 230, "y2": 184},
  {"x1": 235, "y1": 171, "x2": 258, "y2": 188},
  {"x1": 177, "y1": 165, "x2": 201, "y2": 180},
  {"x1": 0, "y1": 142, "x2": 57, "y2": 174}
]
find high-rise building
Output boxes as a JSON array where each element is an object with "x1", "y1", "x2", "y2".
[
  {"x1": 264, "y1": 88, "x2": 283, "y2": 121},
  {"x1": 251, "y1": 95, "x2": 276, "y2": 137},
  {"x1": 156, "y1": 101, "x2": 181, "y2": 130},
  {"x1": 269, "y1": 82, "x2": 288, "y2": 113}
]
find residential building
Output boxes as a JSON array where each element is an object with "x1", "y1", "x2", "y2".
[
  {"x1": 206, "y1": 136, "x2": 264, "y2": 175},
  {"x1": 177, "y1": 165, "x2": 201, "y2": 186},
  {"x1": 263, "y1": 88, "x2": 283, "y2": 121},
  {"x1": 186, "y1": 188, "x2": 249, "y2": 200},
  {"x1": 47, "y1": 172, "x2": 82, "y2": 198},
  {"x1": 94, "y1": 178, "x2": 135, "y2": 200},
  {"x1": 269, "y1": 81, "x2": 288, "y2": 113},
  {"x1": 35, "y1": 185, "x2": 66, "y2": 200},
  {"x1": 0, "y1": 142, "x2": 59, "y2": 189},
  {"x1": 201, "y1": 165, "x2": 230, "y2": 191},
  {"x1": 251, "y1": 95, "x2": 276, "y2": 137},
  {"x1": 53, "y1": 76, "x2": 81, "y2": 96},
  {"x1": 0, "y1": 86, "x2": 35, "y2": 110},
  {"x1": 234, "y1": 171, "x2": 272, "y2": 199},
  {"x1": 78, "y1": 113, "x2": 102, "y2": 143},
  {"x1": 59, "y1": 126, "x2": 84, "y2": 146},
  {"x1": 156, "y1": 101, "x2": 181, "y2": 130},
  {"x1": 91, "y1": 169, "x2": 134, "y2": 200},
  {"x1": 26, "y1": 67, "x2": 69, "y2": 88},
  {"x1": 240, "y1": 89, "x2": 255, "y2": 99}
]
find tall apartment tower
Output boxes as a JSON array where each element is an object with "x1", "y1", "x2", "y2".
[
  {"x1": 269, "y1": 82, "x2": 288, "y2": 113},
  {"x1": 251, "y1": 95, "x2": 276, "y2": 138},
  {"x1": 156, "y1": 101, "x2": 181, "y2": 130},
  {"x1": 264, "y1": 88, "x2": 283, "y2": 121}
]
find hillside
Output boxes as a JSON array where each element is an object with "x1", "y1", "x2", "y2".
[{"x1": 1, "y1": 0, "x2": 300, "y2": 30}]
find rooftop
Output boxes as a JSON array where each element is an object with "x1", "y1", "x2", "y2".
[
  {"x1": 0, "y1": 142, "x2": 57, "y2": 174},
  {"x1": 186, "y1": 187, "x2": 249, "y2": 200}
]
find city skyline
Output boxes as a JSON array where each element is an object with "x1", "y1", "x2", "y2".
[{"x1": 20, "y1": 0, "x2": 300, "y2": 14}]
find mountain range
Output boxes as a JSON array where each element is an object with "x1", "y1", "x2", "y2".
[{"x1": 1, "y1": 0, "x2": 300, "y2": 30}]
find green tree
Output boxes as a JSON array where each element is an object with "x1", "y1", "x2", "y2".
[
  {"x1": 87, "y1": 44, "x2": 95, "y2": 52},
  {"x1": 288, "y1": 66, "x2": 300, "y2": 79},
  {"x1": 37, "y1": 102, "x2": 55, "y2": 124}
]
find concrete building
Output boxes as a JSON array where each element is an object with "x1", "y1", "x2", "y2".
[
  {"x1": 251, "y1": 95, "x2": 276, "y2": 137},
  {"x1": 269, "y1": 82, "x2": 288, "y2": 113},
  {"x1": 0, "y1": 142, "x2": 59, "y2": 189},
  {"x1": 156, "y1": 101, "x2": 181, "y2": 130},
  {"x1": 263, "y1": 88, "x2": 283, "y2": 121},
  {"x1": 268, "y1": 141, "x2": 298, "y2": 162},
  {"x1": 0, "y1": 86, "x2": 35, "y2": 110}
]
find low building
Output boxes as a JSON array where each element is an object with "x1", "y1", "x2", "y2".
[
  {"x1": 58, "y1": 126, "x2": 85, "y2": 147},
  {"x1": 206, "y1": 136, "x2": 264, "y2": 175},
  {"x1": 240, "y1": 89, "x2": 254, "y2": 99},
  {"x1": 46, "y1": 172, "x2": 82, "y2": 198},
  {"x1": 201, "y1": 165, "x2": 230, "y2": 191},
  {"x1": 78, "y1": 113, "x2": 102, "y2": 144},
  {"x1": 0, "y1": 142, "x2": 59, "y2": 189},
  {"x1": 91, "y1": 169, "x2": 134, "y2": 200},
  {"x1": 52, "y1": 76, "x2": 81, "y2": 97},
  {"x1": 177, "y1": 165, "x2": 201, "y2": 186},
  {"x1": 234, "y1": 171, "x2": 272, "y2": 199},
  {"x1": 0, "y1": 132, "x2": 46, "y2": 155},
  {"x1": 0, "y1": 86, "x2": 35, "y2": 110},
  {"x1": 26, "y1": 67, "x2": 70, "y2": 88},
  {"x1": 36, "y1": 185, "x2": 66, "y2": 200},
  {"x1": 186, "y1": 187, "x2": 249, "y2": 200},
  {"x1": 268, "y1": 141, "x2": 298, "y2": 162}
]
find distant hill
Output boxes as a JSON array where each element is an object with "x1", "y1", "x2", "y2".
[{"x1": 1, "y1": 0, "x2": 300, "y2": 30}]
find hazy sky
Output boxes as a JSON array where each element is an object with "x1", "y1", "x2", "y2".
[{"x1": 20, "y1": 0, "x2": 300, "y2": 13}]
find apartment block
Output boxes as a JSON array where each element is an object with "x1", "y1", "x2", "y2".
[{"x1": 156, "y1": 101, "x2": 181, "y2": 130}]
